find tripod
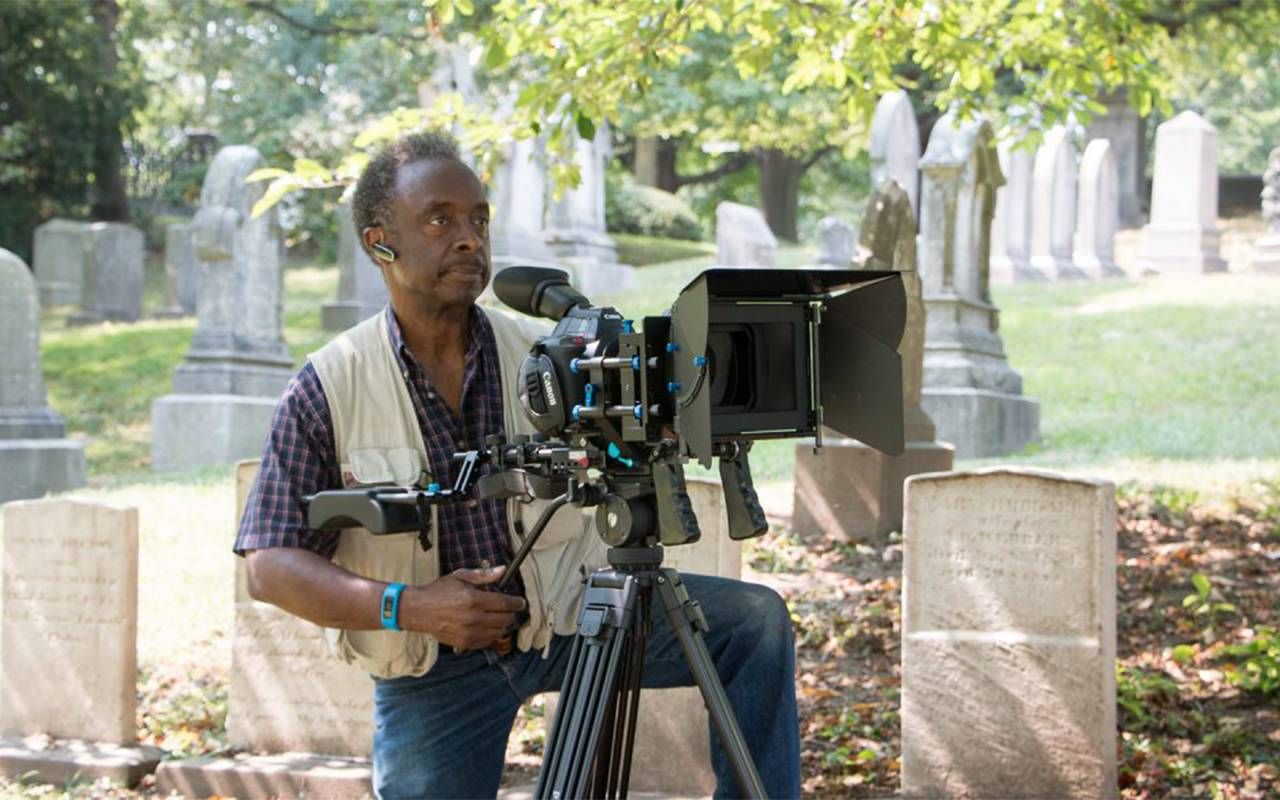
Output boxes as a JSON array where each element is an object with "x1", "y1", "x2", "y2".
[{"x1": 534, "y1": 544, "x2": 766, "y2": 800}]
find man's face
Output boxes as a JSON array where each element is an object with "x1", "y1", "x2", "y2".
[{"x1": 380, "y1": 157, "x2": 491, "y2": 312}]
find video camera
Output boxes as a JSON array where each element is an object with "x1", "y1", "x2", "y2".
[{"x1": 304, "y1": 265, "x2": 906, "y2": 556}]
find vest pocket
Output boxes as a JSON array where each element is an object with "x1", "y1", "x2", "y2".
[{"x1": 346, "y1": 447, "x2": 427, "y2": 487}]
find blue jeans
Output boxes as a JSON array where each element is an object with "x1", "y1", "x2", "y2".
[{"x1": 372, "y1": 572, "x2": 800, "y2": 799}]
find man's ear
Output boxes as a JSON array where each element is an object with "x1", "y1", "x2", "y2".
[{"x1": 362, "y1": 227, "x2": 396, "y2": 263}]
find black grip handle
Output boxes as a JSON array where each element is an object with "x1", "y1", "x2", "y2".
[
  {"x1": 719, "y1": 447, "x2": 768, "y2": 540},
  {"x1": 654, "y1": 461, "x2": 701, "y2": 546}
]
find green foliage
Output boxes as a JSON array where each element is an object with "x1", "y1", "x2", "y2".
[
  {"x1": 605, "y1": 176, "x2": 703, "y2": 241},
  {"x1": 1220, "y1": 628, "x2": 1280, "y2": 696},
  {"x1": 1116, "y1": 664, "x2": 1180, "y2": 728},
  {"x1": 611, "y1": 234, "x2": 713, "y2": 267},
  {"x1": 1182, "y1": 572, "x2": 1237, "y2": 643},
  {"x1": 0, "y1": 0, "x2": 146, "y2": 261}
]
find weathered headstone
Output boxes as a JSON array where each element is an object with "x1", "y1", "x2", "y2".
[
  {"x1": 32, "y1": 219, "x2": 90, "y2": 306},
  {"x1": 715, "y1": 202, "x2": 777, "y2": 267},
  {"x1": 0, "y1": 499, "x2": 162, "y2": 786},
  {"x1": 1074, "y1": 139, "x2": 1125, "y2": 278},
  {"x1": 990, "y1": 142, "x2": 1045, "y2": 284},
  {"x1": 901, "y1": 468, "x2": 1117, "y2": 799},
  {"x1": 917, "y1": 111, "x2": 1040, "y2": 458},
  {"x1": 795, "y1": 180, "x2": 953, "y2": 544},
  {"x1": 817, "y1": 216, "x2": 856, "y2": 266},
  {"x1": 156, "y1": 460, "x2": 374, "y2": 798},
  {"x1": 1029, "y1": 126, "x2": 1086, "y2": 280},
  {"x1": 165, "y1": 222, "x2": 197, "y2": 315},
  {"x1": 150, "y1": 145, "x2": 294, "y2": 471},
  {"x1": 322, "y1": 200, "x2": 390, "y2": 331},
  {"x1": 1084, "y1": 88, "x2": 1145, "y2": 227},
  {"x1": 1251, "y1": 146, "x2": 1280, "y2": 275},
  {"x1": 0, "y1": 248, "x2": 86, "y2": 503},
  {"x1": 1136, "y1": 111, "x2": 1227, "y2": 274},
  {"x1": 68, "y1": 223, "x2": 145, "y2": 324},
  {"x1": 490, "y1": 134, "x2": 558, "y2": 270},
  {"x1": 870, "y1": 90, "x2": 922, "y2": 216},
  {"x1": 544, "y1": 124, "x2": 634, "y2": 296}
]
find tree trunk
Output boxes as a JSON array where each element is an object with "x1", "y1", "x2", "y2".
[
  {"x1": 89, "y1": 0, "x2": 130, "y2": 222},
  {"x1": 635, "y1": 137, "x2": 681, "y2": 193},
  {"x1": 755, "y1": 148, "x2": 806, "y2": 242}
]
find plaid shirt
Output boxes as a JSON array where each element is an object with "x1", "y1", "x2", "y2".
[{"x1": 233, "y1": 306, "x2": 521, "y2": 595}]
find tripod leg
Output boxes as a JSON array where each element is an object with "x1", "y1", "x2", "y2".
[
  {"x1": 537, "y1": 570, "x2": 642, "y2": 800},
  {"x1": 654, "y1": 568, "x2": 767, "y2": 800}
]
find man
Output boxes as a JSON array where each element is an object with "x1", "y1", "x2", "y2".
[{"x1": 235, "y1": 130, "x2": 800, "y2": 799}]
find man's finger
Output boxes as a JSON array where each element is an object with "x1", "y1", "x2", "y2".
[{"x1": 452, "y1": 566, "x2": 506, "y2": 586}]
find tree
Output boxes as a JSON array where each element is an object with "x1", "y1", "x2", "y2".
[
  {"x1": 252, "y1": 0, "x2": 1280, "y2": 239},
  {"x1": 0, "y1": 0, "x2": 145, "y2": 260}
]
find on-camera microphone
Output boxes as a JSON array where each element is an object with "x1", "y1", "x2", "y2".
[{"x1": 494, "y1": 266, "x2": 591, "y2": 321}]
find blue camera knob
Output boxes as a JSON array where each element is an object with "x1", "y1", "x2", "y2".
[
  {"x1": 693, "y1": 355, "x2": 708, "y2": 368},
  {"x1": 667, "y1": 381, "x2": 682, "y2": 393},
  {"x1": 666, "y1": 342, "x2": 680, "y2": 353}
]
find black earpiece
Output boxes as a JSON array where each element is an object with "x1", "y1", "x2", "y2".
[{"x1": 371, "y1": 242, "x2": 397, "y2": 263}]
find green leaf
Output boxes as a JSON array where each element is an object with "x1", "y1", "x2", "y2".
[
  {"x1": 244, "y1": 167, "x2": 290, "y2": 183},
  {"x1": 856, "y1": 748, "x2": 876, "y2": 763},
  {"x1": 576, "y1": 112, "x2": 596, "y2": 141},
  {"x1": 251, "y1": 177, "x2": 298, "y2": 219},
  {"x1": 454, "y1": 0, "x2": 475, "y2": 15},
  {"x1": 1171, "y1": 644, "x2": 1196, "y2": 664},
  {"x1": 293, "y1": 158, "x2": 331, "y2": 181},
  {"x1": 1191, "y1": 573, "x2": 1211, "y2": 598}
]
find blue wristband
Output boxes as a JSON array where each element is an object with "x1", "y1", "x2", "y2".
[{"x1": 380, "y1": 582, "x2": 406, "y2": 631}]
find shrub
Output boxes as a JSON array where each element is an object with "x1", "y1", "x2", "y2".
[{"x1": 606, "y1": 176, "x2": 703, "y2": 241}]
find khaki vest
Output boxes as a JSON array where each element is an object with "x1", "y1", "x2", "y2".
[{"x1": 309, "y1": 306, "x2": 607, "y2": 679}]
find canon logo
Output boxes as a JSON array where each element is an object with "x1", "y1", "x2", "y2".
[{"x1": 542, "y1": 372, "x2": 558, "y2": 407}]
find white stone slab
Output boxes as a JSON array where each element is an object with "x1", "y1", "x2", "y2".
[
  {"x1": 715, "y1": 202, "x2": 777, "y2": 267},
  {"x1": 901, "y1": 468, "x2": 1117, "y2": 799},
  {"x1": 990, "y1": 142, "x2": 1044, "y2": 283},
  {"x1": 0, "y1": 499, "x2": 139, "y2": 744},
  {"x1": 870, "y1": 90, "x2": 921, "y2": 215},
  {"x1": 1136, "y1": 111, "x2": 1227, "y2": 274},
  {"x1": 1030, "y1": 127, "x2": 1085, "y2": 280},
  {"x1": 227, "y1": 461, "x2": 375, "y2": 757},
  {"x1": 1075, "y1": 139, "x2": 1125, "y2": 278},
  {"x1": 32, "y1": 219, "x2": 90, "y2": 306}
]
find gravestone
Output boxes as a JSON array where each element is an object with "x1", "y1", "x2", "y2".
[
  {"x1": 1136, "y1": 111, "x2": 1227, "y2": 274},
  {"x1": 900, "y1": 468, "x2": 1117, "y2": 799},
  {"x1": 917, "y1": 111, "x2": 1040, "y2": 458},
  {"x1": 1251, "y1": 146, "x2": 1280, "y2": 275},
  {"x1": 624, "y1": 477, "x2": 740, "y2": 796},
  {"x1": 73, "y1": 220, "x2": 144, "y2": 322},
  {"x1": 1029, "y1": 127, "x2": 1086, "y2": 280},
  {"x1": 0, "y1": 249, "x2": 86, "y2": 503},
  {"x1": 544, "y1": 124, "x2": 634, "y2": 297},
  {"x1": 817, "y1": 216, "x2": 856, "y2": 266},
  {"x1": 0, "y1": 499, "x2": 163, "y2": 786},
  {"x1": 715, "y1": 202, "x2": 777, "y2": 267},
  {"x1": 69, "y1": 223, "x2": 145, "y2": 324},
  {"x1": 32, "y1": 219, "x2": 90, "y2": 306},
  {"x1": 166, "y1": 222, "x2": 197, "y2": 315},
  {"x1": 990, "y1": 142, "x2": 1045, "y2": 283},
  {"x1": 156, "y1": 460, "x2": 375, "y2": 799},
  {"x1": 1085, "y1": 89, "x2": 1145, "y2": 227},
  {"x1": 1074, "y1": 139, "x2": 1125, "y2": 278},
  {"x1": 322, "y1": 200, "x2": 389, "y2": 331},
  {"x1": 490, "y1": 134, "x2": 558, "y2": 270},
  {"x1": 794, "y1": 180, "x2": 953, "y2": 544},
  {"x1": 151, "y1": 145, "x2": 294, "y2": 471},
  {"x1": 870, "y1": 90, "x2": 922, "y2": 216}
]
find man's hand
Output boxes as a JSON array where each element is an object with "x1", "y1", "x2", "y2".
[{"x1": 400, "y1": 567, "x2": 527, "y2": 650}]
